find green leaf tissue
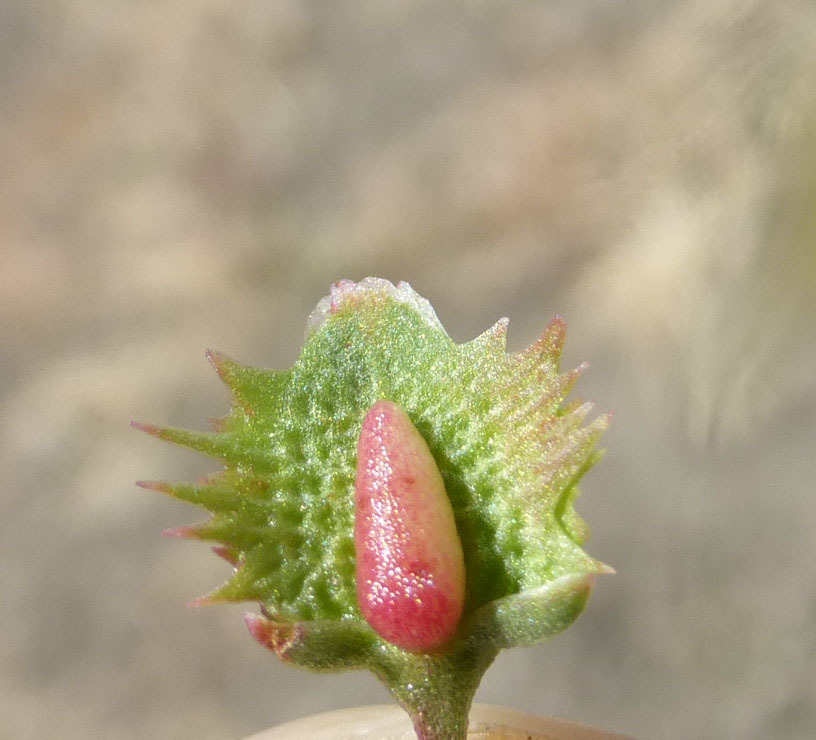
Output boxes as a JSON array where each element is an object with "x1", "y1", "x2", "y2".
[{"x1": 134, "y1": 278, "x2": 612, "y2": 740}]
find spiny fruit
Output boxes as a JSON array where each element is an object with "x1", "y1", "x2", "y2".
[
  {"x1": 135, "y1": 278, "x2": 611, "y2": 740},
  {"x1": 355, "y1": 399, "x2": 466, "y2": 652}
]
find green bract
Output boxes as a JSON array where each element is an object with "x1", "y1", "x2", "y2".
[{"x1": 137, "y1": 278, "x2": 611, "y2": 740}]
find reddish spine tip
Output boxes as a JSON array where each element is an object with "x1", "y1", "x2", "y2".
[
  {"x1": 542, "y1": 316, "x2": 567, "y2": 357},
  {"x1": 354, "y1": 400, "x2": 465, "y2": 653},
  {"x1": 130, "y1": 420, "x2": 161, "y2": 436},
  {"x1": 162, "y1": 525, "x2": 199, "y2": 539},
  {"x1": 205, "y1": 348, "x2": 228, "y2": 380},
  {"x1": 244, "y1": 612, "x2": 267, "y2": 640},
  {"x1": 211, "y1": 545, "x2": 240, "y2": 566},
  {"x1": 186, "y1": 594, "x2": 214, "y2": 608},
  {"x1": 245, "y1": 613, "x2": 297, "y2": 657},
  {"x1": 135, "y1": 479, "x2": 168, "y2": 493}
]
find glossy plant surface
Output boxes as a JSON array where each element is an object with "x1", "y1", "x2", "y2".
[{"x1": 355, "y1": 400, "x2": 466, "y2": 652}]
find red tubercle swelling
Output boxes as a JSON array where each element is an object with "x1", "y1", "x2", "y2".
[{"x1": 355, "y1": 400, "x2": 465, "y2": 653}]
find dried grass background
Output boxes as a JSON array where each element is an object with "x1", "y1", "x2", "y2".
[{"x1": 1, "y1": 2, "x2": 815, "y2": 739}]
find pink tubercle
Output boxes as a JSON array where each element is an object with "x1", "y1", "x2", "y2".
[{"x1": 354, "y1": 400, "x2": 465, "y2": 652}]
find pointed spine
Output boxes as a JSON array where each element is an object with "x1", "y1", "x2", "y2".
[{"x1": 131, "y1": 421, "x2": 277, "y2": 472}]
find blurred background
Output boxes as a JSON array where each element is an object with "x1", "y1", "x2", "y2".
[{"x1": 2, "y1": 2, "x2": 815, "y2": 739}]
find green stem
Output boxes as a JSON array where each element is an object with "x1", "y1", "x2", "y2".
[
  {"x1": 406, "y1": 691, "x2": 472, "y2": 740},
  {"x1": 373, "y1": 641, "x2": 500, "y2": 740}
]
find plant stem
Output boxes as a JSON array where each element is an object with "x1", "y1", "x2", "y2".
[
  {"x1": 407, "y1": 695, "x2": 471, "y2": 740},
  {"x1": 373, "y1": 641, "x2": 500, "y2": 740}
]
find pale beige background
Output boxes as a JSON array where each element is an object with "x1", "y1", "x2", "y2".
[{"x1": 2, "y1": 2, "x2": 815, "y2": 739}]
